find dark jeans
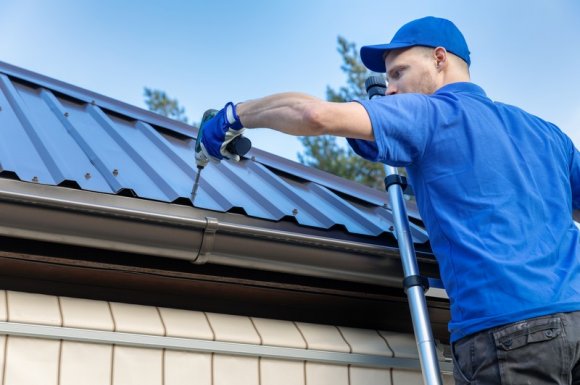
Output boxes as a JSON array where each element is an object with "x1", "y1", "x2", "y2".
[{"x1": 452, "y1": 311, "x2": 580, "y2": 384}]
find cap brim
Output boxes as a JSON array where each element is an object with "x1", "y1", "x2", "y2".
[{"x1": 360, "y1": 42, "x2": 414, "y2": 73}]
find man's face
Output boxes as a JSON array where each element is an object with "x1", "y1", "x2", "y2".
[{"x1": 384, "y1": 47, "x2": 439, "y2": 95}]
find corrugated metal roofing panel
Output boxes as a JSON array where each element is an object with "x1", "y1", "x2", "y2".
[{"x1": 0, "y1": 61, "x2": 427, "y2": 242}]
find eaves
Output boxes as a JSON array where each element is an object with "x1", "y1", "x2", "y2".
[{"x1": 0, "y1": 178, "x2": 439, "y2": 288}]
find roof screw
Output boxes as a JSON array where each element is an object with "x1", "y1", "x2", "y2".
[
  {"x1": 85, "y1": 172, "x2": 91, "y2": 179},
  {"x1": 389, "y1": 225, "x2": 395, "y2": 232},
  {"x1": 292, "y1": 208, "x2": 298, "y2": 216},
  {"x1": 32, "y1": 176, "x2": 39, "y2": 183},
  {"x1": 90, "y1": 100, "x2": 96, "y2": 105},
  {"x1": 112, "y1": 169, "x2": 119, "y2": 176},
  {"x1": 251, "y1": 156, "x2": 256, "y2": 161},
  {"x1": 64, "y1": 112, "x2": 69, "y2": 117}
]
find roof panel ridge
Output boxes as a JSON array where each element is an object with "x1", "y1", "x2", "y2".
[
  {"x1": 217, "y1": 162, "x2": 286, "y2": 220},
  {"x1": 247, "y1": 162, "x2": 335, "y2": 228},
  {"x1": 0, "y1": 60, "x2": 195, "y2": 139},
  {"x1": 40, "y1": 89, "x2": 121, "y2": 193},
  {"x1": 0, "y1": 74, "x2": 64, "y2": 185},
  {"x1": 86, "y1": 105, "x2": 180, "y2": 201},
  {"x1": 308, "y1": 183, "x2": 385, "y2": 236},
  {"x1": 134, "y1": 121, "x2": 195, "y2": 178},
  {"x1": 250, "y1": 149, "x2": 422, "y2": 220}
]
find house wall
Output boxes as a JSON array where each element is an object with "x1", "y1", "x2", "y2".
[{"x1": 0, "y1": 290, "x2": 454, "y2": 385}]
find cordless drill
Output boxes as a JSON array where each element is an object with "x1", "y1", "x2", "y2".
[{"x1": 191, "y1": 109, "x2": 252, "y2": 202}]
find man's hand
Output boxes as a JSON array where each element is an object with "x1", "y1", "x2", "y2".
[{"x1": 195, "y1": 102, "x2": 245, "y2": 164}]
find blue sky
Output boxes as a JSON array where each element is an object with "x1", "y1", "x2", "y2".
[{"x1": 1, "y1": 0, "x2": 579, "y2": 162}]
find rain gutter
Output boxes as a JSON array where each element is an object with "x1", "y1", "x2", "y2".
[{"x1": 0, "y1": 179, "x2": 430, "y2": 287}]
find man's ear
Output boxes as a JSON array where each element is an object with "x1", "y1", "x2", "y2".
[{"x1": 433, "y1": 47, "x2": 448, "y2": 69}]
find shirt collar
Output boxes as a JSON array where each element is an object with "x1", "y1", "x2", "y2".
[{"x1": 435, "y1": 82, "x2": 487, "y2": 97}]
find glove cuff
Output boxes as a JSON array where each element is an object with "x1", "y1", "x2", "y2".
[{"x1": 225, "y1": 102, "x2": 244, "y2": 130}]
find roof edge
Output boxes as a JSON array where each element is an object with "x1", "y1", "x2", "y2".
[
  {"x1": 0, "y1": 60, "x2": 195, "y2": 139},
  {"x1": 0, "y1": 179, "x2": 438, "y2": 287}
]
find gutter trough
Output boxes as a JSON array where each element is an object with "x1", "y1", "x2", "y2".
[{"x1": 0, "y1": 179, "x2": 441, "y2": 288}]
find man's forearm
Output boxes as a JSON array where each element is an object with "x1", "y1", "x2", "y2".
[
  {"x1": 236, "y1": 93, "x2": 374, "y2": 140},
  {"x1": 236, "y1": 93, "x2": 324, "y2": 136}
]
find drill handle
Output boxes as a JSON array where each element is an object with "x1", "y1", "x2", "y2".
[
  {"x1": 227, "y1": 136, "x2": 252, "y2": 157},
  {"x1": 197, "y1": 109, "x2": 252, "y2": 160}
]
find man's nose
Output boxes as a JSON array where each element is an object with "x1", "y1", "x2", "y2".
[{"x1": 386, "y1": 84, "x2": 397, "y2": 95}]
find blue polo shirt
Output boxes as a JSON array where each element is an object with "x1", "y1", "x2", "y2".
[{"x1": 348, "y1": 82, "x2": 580, "y2": 342}]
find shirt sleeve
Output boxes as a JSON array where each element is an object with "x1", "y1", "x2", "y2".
[
  {"x1": 571, "y1": 145, "x2": 580, "y2": 209},
  {"x1": 348, "y1": 94, "x2": 434, "y2": 167}
]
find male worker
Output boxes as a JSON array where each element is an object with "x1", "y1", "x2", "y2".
[{"x1": 197, "y1": 16, "x2": 580, "y2": 384}]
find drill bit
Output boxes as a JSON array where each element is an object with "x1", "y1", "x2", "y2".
[
  {"x1": 191, "y1": 109, "x2": 217, "y2": 205},
  {"x1": 191, "y1": 165, "x2": 204, "y2": 203}
]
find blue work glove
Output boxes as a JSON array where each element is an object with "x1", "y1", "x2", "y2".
[{"x1": 195, "y1": 102, "x2": 245, "y2": 165}]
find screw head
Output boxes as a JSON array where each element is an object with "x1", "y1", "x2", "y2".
[
  {"x1": 112, "y1": 169, "x2": 119, "y2": 176},
  {"x1": 84, "y1": 173, "x2": 91, "y2": 179},
  {"x1": 292, "y1": 208, "x2": 298, "y2": 216}
]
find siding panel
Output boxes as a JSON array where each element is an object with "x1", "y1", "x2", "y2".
[
  {"x1": 0, "y1": 291, "x2": 6, "y2": 321},
  {"x1": 4, "y1": 337, "x2": 60, "y2": 385},
  {"x1": 158, "y1": 307, "x2": 214, "y2": 340},
  {"x1": 295, "y1": 323, "x2": 349, "y2": 352},
  {"x1": 113, "y1": 346, "x2": 163, "y2": 385},
  {"x1": 60, "y1": 297, "x2": 114, "y2": 331},
  {"x1": 0, "y1": 336, "x2": 5, "y2": 383},
  {"x1": 7, "y1": 291, "x2": 61, "y2": 326},
  {"x1": 261, "y1": 359, "x2": 304, "y2": 385},
  {"x1": 214, "y1": 355, "x2": 259, "y2": 385},
  {"x1": 60, "y1": 341, "x2": 112, "y2": 385},
  {"x1": 338, "y1": 327, "x2": 393, "y2": 356},
  {"x1": 251, "y1": 318, "x2": 306, "y2": 349},
  {"x1": 305, "y1": 363, "x2": 348, "y2": 385},
  {"x1": 206, "y1": 313, "x2": 261, "y2": 344},
  {"x1": 109, "y1": 302, "x2": 164, "y2": 335},
  {"x1": 379, "y1": 331, "x2": 419, "y2": 359},
  {"x1": 392, "y1": 369, "x2": 423, "y2": 385},
  {"x1": 164, "y1": 350, "x2": 212, "y2": 385},
  {"x1": 350, "y1": 366, "x2": 392, "y2": 385}
]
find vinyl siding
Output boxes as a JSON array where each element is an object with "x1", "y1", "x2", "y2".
[{"x1": 0, "y1": 290, "x2": 453, "y2": 384}]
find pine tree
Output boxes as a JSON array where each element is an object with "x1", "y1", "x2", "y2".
[
  {"x1": 297, "y1": 36, "x2": 386, "y2": 189},
  {"x1": 143, "y1": 88, "x2": 189, "y2": 124}
]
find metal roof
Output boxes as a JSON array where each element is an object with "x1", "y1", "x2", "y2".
[{"x1": 0, "y1": 61, "x2": 428, "y2": 243}]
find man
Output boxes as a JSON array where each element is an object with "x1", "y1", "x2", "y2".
[{"x1": 198, "y1": 16, "x2": 580, "y2": 384}]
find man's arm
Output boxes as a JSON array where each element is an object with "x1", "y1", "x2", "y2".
[{"x1": 236, "y1": 93, "x2": 374, "y2": 140}]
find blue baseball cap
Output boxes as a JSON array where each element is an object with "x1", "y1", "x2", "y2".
[{"x1": 360, "y1": 16, "x2": 471, "y2": 73}]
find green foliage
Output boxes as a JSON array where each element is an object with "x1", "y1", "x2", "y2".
[
  {"x1": 298, "y1": 136, "x2": 386, "y2": 188},
  {"x1": 325, "y1": 36, "x2": 371, "y2": 102},
  {"x1": 298, "y1": 36, "x2": 386, "y2": 190},
  {"x1": 143, "y1": 87, "x2": 189, "y2": 124}
]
